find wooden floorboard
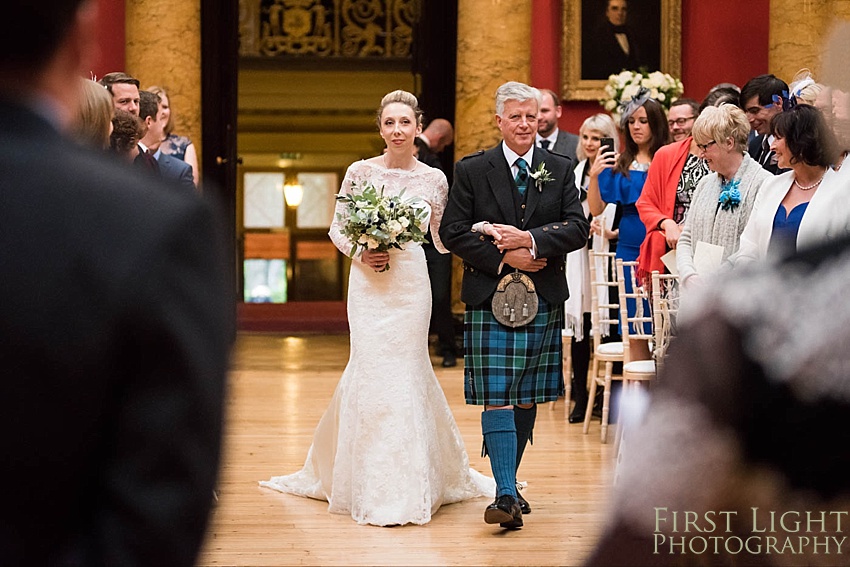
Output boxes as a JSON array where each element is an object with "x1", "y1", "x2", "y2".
[{"x1": 198, "y1": 333, "x2": 615, "y2": 566}]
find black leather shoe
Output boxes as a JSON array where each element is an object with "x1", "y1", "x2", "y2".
[
  {"x1": 441, "y1": 352, "x2": 457, "y2": 367},
  {"x1": 568, "y1": 404, "x2": 587, "y2": 424},
  {"x1": 516, "y1": 492, "x2": 531, "y2": 514},
  {"x1": 484, "y1": 495, "x2": 523, "y2": 529}
]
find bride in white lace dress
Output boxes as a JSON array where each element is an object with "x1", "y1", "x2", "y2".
[{"x1": 260, "y1": 90, "x2": 494, "y2": 526}]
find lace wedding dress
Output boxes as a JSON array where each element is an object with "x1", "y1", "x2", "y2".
[{"x1": 260, "y1": 160, "x2": 494, "y2": 526}]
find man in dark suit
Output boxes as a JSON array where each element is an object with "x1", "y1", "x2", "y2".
[
  {"x1": 536, "y1": 88, "x2": 579, "y2": 162},
  {"x1": 0, "y1": 0, "x2": 233, "y2": 564},
  {"x1": 99, "y1": 71, "x2": 142, "y2": 116},
  {"x1": 139, "y1": 90, "x2": 195, "y2": 193},
  {"x1": 582, "y1": 0, "x2": 642, "y2": 80},
  {"x1": 740, "y1": 74, "x2": 789, "y2": 175},
  {"x1": 440, "y1": 82, "x2": 588, "y2": 529},
  {"x1": 416, "y1": 118, "x2": 458, "y2": 367}
]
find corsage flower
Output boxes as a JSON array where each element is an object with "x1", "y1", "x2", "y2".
[
  {"x1": 718, "y1": 178, "x2": 741, "y2": 211},
  {"x1": 528, "y1": 162, "x2": 554, "y2": 191}
]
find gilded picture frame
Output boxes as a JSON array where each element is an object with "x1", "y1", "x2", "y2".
[{"x1": 561, "y1": 0, "x2": 682, "y2": 101}]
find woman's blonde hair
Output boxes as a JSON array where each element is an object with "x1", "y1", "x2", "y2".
[
  {"x1": 576, "y1": 113, "x2": 618, "y2": 161},
  {"x1": 70, "y1": 78, "x2": 113, "y2": 150},
  {"x1": 147, "y1": 85, "x2": 174, "y2": 135},
  {"x1": 376, "y1": 90, "x2": 423, "y2": 127},
  {"x1": 691, "y1": 104, "x2": 750, "y2": 152}
]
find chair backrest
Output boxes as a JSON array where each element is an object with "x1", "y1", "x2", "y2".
[
  {"x1": 588, "y1": 250, "x2": 619, "y2": 350},
  {"x1": 615, "y1": 259, "x2": 653, "y2": 363},
  {"x1": 651, "y1": 271, "x2": 680, "y2": 372}
]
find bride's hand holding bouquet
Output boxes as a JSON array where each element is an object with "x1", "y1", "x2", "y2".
[{"x1": 335, "y1": 180, "x2": 430, "y2": 272}]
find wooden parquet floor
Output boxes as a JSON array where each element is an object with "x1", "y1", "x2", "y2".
[{"x1": 197, "y1": 333, "x2": 616, "y2": 566}]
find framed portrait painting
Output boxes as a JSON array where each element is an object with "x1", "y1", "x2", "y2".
[{"x1": 562, "y1": 0, "x2": 682, "y2": 101}]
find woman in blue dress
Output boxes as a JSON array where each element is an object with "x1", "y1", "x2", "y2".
[{"x1": 587, "y1": 89, "x2": 669, "y2": 361}]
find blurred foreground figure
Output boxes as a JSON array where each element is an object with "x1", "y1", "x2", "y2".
[
  {"x1": 588, "y1": 234, "x2": 850, "y2": 566},
  {"x1": 0, "y1": 0, "x2": 234, "y2": 564}
]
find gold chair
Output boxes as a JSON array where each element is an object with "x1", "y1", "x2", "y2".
[{"x1": 583, "y1": 251, "x2": 623, "y2": 441}]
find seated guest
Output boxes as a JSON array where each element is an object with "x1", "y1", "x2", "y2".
[
  {"x1": 70, "y1": 78, "x2": 113, "y2": 151},
  {"x1": 731, "y1": 103, "x2": 845, "y2": 265},
  {"x1": 677, "y1": 104, "x2": 771, "y2": 288}
]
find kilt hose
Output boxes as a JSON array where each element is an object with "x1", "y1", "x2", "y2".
[{"x1": 464, "y1": 296, "x2": 564, "y2": 406}]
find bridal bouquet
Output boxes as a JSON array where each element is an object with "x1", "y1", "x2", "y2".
[
  {"x1": 601, "y1": 70, "x2": 684, "y2": 123},
  {"x1": 335, "y1": 180, "x2": 429, "y2": 271}
]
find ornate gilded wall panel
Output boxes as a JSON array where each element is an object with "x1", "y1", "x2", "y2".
[{"x1": 239, "y1": 0, "x2": 420, "y2": 59}]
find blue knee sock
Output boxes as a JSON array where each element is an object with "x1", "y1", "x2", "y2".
[{"x1": 481, "y1": 409, "x2": 517, "y2": 497}]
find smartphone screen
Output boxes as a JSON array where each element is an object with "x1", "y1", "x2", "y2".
[{"x1": 600, "y1": 137, "x2": 615, "y2": 155}]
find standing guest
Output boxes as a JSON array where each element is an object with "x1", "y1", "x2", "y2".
[
  {"x1": 566, "y1": 113, "x2": 619, "y2": 423},
  {"x1": 418, "y1": 118, "x2": 454, "y2": 155},
  {"x1": 699, "y1": 86, "x2": 740, "y2": 112},
  {"x1": 587, "y1": 89, "x2": 668, "y2": 361},
  {"x1": 70, "y1": 78, "x2": 113, "y2": 150},
  {"x1": 0, "y1": 0, "x2": 234, "y2": 564},
  {"x1": 99, "y1": 71, "x2": 141, "y2": 116},
  {"x1": 536, "y1": 88, "x2": 579, "y2": 162},
  {"x1": 666, "y1": 98, "x2": 699, "y2": 142},
  {"x1": 732, "y1": 103, "x2": 846, "y2": 264},
  {"x1": 148, "y1": 85, "x2": 201, "y2": 186},
  {"x1": 636, "y1": 97, "x2": 710, "y2": 280},
  {"x1": 739, "y1": 74, "x2": 789, "y2": 174},
  {"x1": 676, "y1": 104, "x2": 771, "y2": 288},
  {"x1": 439, "y1": 82, "x2": 588, "y2": 529},
  {"x1": 415, "y1": 118, "x2": 459, "y2": 367},
  {"x1": 109, "y1": 109, "x2": 145, "y2": 164},
  {"x1": 139, "y1": 90, "x2": 195, "y2": 193},
  {"x1": 261, "y1": 90, "x2": 494, "y2": 527}
]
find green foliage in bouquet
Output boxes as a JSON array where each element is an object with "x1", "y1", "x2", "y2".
[{"x1": 335, "y1": 181, "x2": 429, "y2": 271}]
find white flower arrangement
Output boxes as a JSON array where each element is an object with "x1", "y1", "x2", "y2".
[
  {"x1": 601, "y1": 69, "x2": 684, "y2": 124},
  {"x1": 335, "y1": 181, "x2": 429, "y2": 271}
]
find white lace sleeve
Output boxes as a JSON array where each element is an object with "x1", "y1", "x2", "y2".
[
  {"x1": 426, "y1": 169, "x2": 449, "y2": 254},
  {"x1": 329, "y1": 162, "x2": 362, "y2": 259}
]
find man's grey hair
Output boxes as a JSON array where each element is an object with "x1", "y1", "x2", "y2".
[{"x1": 495, "y1": 82, "x2": 542, "y2": 116}]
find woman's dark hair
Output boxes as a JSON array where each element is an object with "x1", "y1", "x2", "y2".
[
  {"x1": 770, "y1": 104, "x2": 840, "y2": 167},
  {"x1": 110, "y1": 110, "x2": 145, "y2": 154},
  {"x1": 615, "y1": 98, "x2": 669, "y2": 175}
]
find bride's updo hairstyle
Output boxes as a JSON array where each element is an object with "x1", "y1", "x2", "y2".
[{"x1": 377, "y1": 90, "x2": 424, "y2": 127}]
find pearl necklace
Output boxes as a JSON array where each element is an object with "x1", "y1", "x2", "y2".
[{"x1": 794, "y1": 171, "x2": 826, "y2": 191}]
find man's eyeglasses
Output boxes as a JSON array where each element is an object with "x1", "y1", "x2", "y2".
[
  {"x1": 668, "y1": 116, "x2": 695, "y2": 127},
  {"x1": 696, "y1": 140, "x2": 717, "y2": 152}
]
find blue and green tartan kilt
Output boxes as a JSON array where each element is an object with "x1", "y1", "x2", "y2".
[{"x1": 463, "y1": 296, "x2": 564, "y2": 406}]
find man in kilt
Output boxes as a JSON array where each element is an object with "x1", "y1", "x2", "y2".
[{"x1": 440, "y1": 82, "x2": 589, "y2": 529}]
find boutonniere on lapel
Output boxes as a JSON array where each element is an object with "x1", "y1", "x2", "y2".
[{"x1": 528, "y1": 162, "x2": 554, "y2": 192}]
